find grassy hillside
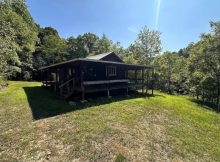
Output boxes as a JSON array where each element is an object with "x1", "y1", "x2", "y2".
[{"x1": 0, "y1": 81, "x2": 220, "y2": 161}]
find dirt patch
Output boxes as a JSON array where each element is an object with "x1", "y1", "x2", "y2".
[
  {"x1": 20, "y1": 119, "x2": 73, "y2": 161},
  {"x1": 66, "y1": 110, "x2": 176, "y2": 162},
  {"x1": 0, "y1": 84, "x2": 8, "y2": 92}
]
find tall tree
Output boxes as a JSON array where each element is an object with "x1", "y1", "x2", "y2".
[
  {"x1": 66, "y1": 36, "x2": 77, "y2": 59},
  {"x1": 0, "y1": 0, "x2": 38, "y2": 80},
  {"x1": 135, "y1": 26, "x2": 161, "y2": 64},
  {"x1": 0, "y1": 18, "x2": 21, "y2": 79},
  {"x1": 123, "y1": 43, "x2": 145, "y2": 64},
  {"x1": 33, "y1": 27, "x2": 67, "y2": 69},
  {"x1": 153, "y1": 52, "x2": 187, "y2": 94},
  {"x1": 178, "y1": 42, "x2": 194, "y2": 58},
  {"x1": 95, "y1": 34, "x2": 112, "y2": 54},
  {"x1": 110, "y1": 41, "x2": 126, "y2": 58},
  {"x1": 187, "y1": 21, "x2": 220, "y2": 111},
  {"x1": 74, "y1": 33, "x2": 99, "y2": 58}
]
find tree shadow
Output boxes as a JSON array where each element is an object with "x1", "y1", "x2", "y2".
[
  {"x1": 190, "y1": 99, "x2": 218, "y2": 112},
  {"x1": 23, "y1": 86, "x2": 160, "y2": 121}
]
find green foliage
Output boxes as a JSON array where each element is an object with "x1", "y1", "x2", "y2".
[
  {"x1": 95, "y1": 34, "x2": 112, "y2": 54},
  {"x1": 0, "y1": 12, "x2": 21, "y2": 79},
  {"x1": 33, "y1": 27, "x2": 67, "y2": 69},
  {"x1": 66, "y1": 33, "x2": 126, "y2": 60},
  {"x1": 0, "y1": 75, "x2": 7, "y2": 86},
  {"x1": 123, "y1": 26, "x2": 162, "y2": 65},
  {"x1": 187, "y1": 22, "x2": 220, "y2": 109},
  {"x1": 177, "y1": 43, "x2": 194, "y2": 58},
  {"x1": 123, "y1": 43, "x2": 145, "y2": 64},
  {"x1": 123, "y1": 52, "x2": 139, "y2": 64},
  {"x1": 110, "y1": 42, "x2": 126, "y2": 57},
  {"x1": 154, "y1": 21, "x2": 220, "y2": 110},
  {"x1": 115, "y1": 154, "x2": 127, "y2": 162},
  {"x1": 69, "y1": 32, "x2": 100, "y2": 58},
  {"x1": 153, "y1": 52, "x2": 187, "y2": 94},
  {"x1": 136, "y1": 26, "x2": 161, "y2": 62},
  {"x1": 0, "y1": 0, "x2": 38, "y2": 80},
  {"x1": 1, "y1": 0, "x2": 124, "y2": 80}
]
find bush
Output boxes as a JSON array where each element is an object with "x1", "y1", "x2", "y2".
[
  {"x1": 0, "y1": 75, "x2": 7, "y2": 87},
  {"x1": 22, "y1": 71, "x2": 32, "y2": 81}
]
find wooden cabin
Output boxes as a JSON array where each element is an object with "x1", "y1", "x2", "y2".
[{"x1": 39, "y1": 52, "x2": 154, "y2": 100}]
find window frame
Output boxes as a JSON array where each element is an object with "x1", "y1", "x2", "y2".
[{"x1": 106, "y1": 66, "x2": 117, "y2": 76}]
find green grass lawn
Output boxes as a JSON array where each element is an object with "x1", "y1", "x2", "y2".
[{"x1": 0, "y1": 81, "x2": 220, "y2": 161}]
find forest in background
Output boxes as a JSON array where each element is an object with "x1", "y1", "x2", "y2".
[{"x1": 0, "y1": 0, "x2": 219, "y2": 111}]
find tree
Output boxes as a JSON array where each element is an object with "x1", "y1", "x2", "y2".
[
  {"x1": 135, "y1": 26, "x2": 162, "y2": 64},
  {"x1": 0, "y1": 3, "x2": 21, "y2": 80},
  {"x1": 66, "y1": 36, "x2": 77, "y2": 59},
  {"x1": 95, "y1": 34, "x2": 112, "y2": 54},
  {"x1": 123, "y1": 44, "x2": 145, "y2": 64},
  {"x1": 202, "y1": 22, "x2": 220, "y2": 112},
  {"x1": 33, "y1": 27, "x2": 67, "y2": 69},
  {"x1": 178, "y1": 42, "x2": 194, "y2": 58},
  {"x1": 187, "y1": 21, "x2": 220, "y2": 111},
  {"x1": 187, "y1": 41, "x2": 207, "y2": 99},
  {"x1": 76, "y1": 33, "x2": 100, "y2": 57},
  {"x1": 0, "y1": 19, "x2": 21, "y2": 79},
  {"x1": 0, "y1": 0, "x2": 38, "y2": 80},
  {"x1": 153, "y1": 52, "x2": 187, "y2": 94},
  {"x1": 110, "y1": 41, "x2": 126, "y2": 58}
]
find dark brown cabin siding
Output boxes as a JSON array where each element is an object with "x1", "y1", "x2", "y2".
[{"x1": 81, "y1": 61, "x2": 127, "y2": 81}]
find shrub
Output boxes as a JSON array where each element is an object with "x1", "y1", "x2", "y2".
[{"x1": 0, "y1": 75, "x2": 7, "y2": 87}]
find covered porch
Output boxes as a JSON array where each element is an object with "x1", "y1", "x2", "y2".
[{"x1": 40, "y1": 59, "x2": 155, "y2": 100}]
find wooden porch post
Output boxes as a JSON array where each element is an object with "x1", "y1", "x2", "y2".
[
  {"x1": 41, "y1": 70, "x2": 43, "y2": 86},
  {"x1": 107, "y1": 89, "x2": 110, "y2": 98},
  {"x1": 46, "y1": 69, "x2": 48, "y2": 87},
  {"x1": 152, "y1": 68, "x2": 154, "y2": 95},
  {"x1": 135, "y1": 69, "x2": 137, "y2": 91},
  {"x1": 126, "y1": 87, "x2": 129, "y2": 96},
  {"x1": 145, "y1": 70, "x2": 148, "y2": 94},
  {"x1": 72, "y1": 67, "x2": 75, "y2": 92},
  {"x1": 106, "y1": 66, "x2": 111, "y2": 98},
  {"x1": 135, "y1": 69, "x2": 137, "y2": 84},
  {"x1": 126, "y1": 67, "x2": 129, "y2": 97},
  {"x1": 53, "y1": 69, "x2": 57, "y2": 92},
  {"x1": 80, "y1": 67, "x2": 85, "y2": 101}
]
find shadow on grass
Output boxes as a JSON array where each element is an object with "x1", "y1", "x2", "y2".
[
  {"x1": 23, "y1": 86, "x2": 161, "y2": 120},
  {"x1": 191, "y1": 99, "x2": 218, "y2": 112}
]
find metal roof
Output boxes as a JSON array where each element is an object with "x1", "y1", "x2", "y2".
[
  {"x1": 39, "y1": 58, "x2": 154, "y2": 70},
  {"x1": 86, "y1": 52, "x2": 113, "y2": 60}
]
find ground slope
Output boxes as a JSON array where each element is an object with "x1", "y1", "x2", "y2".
[{"x1": 0, "y1": 82, "x2": 220, "y2": 162}]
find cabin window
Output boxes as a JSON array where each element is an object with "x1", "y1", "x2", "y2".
[
  {"x1": 50, "y1": 73, "x2": 56, "y2": 81},
  {"x1": 106, "y1": 66, "x2": 117, "y2": 76},
  {"x1": 68, "y1": 68, "x2": 72, "y2": 75},
  {"x1": 87, "y1": 68, "x2": 96, "y2": 77}
]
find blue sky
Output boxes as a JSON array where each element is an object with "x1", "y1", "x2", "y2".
[{"x1": 26, "y1": 0, "x2": 220, "y2": 52}]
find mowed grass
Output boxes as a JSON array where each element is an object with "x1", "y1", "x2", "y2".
[{"x1": 0, "y1": 81, "x2": 220, "y2": 162}]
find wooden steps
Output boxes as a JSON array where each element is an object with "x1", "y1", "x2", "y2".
[{"x1": 59, "y1": 77, "x2": 75, "y2": 99}]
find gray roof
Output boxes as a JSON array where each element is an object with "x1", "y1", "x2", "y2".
[
  {"x1": 39, "y1": 52, "x2": 154, "y2": 70},
  {"x1": 86, "y1": 52, "x2": 114, "y2": 60},
  {"x1": 39, "y1": 58, "x2": 154, "y2": 70}
]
